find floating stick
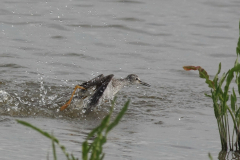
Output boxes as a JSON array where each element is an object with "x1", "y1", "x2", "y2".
[{"x1": 60, "y1": 85, "x2": 85, "y2": 111}]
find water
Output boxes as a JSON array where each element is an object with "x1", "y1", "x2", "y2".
[{"x1": 0, "y1": 0, "x2": 240, "y2": 159}]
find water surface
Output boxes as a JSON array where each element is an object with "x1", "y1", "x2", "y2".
[{"x1": 0, "y1": 0, "x2": 240, "y2": 159}]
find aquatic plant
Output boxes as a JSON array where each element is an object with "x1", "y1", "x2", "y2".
[
  {"x1": 183, "y1": 21, "x2": 240, "y2": 151},
  {"x1": 17, "y1": 98, "x2": 130, "y2": 160},
  {"x1": 208, "y1": 153, "x2": 213, "y2": 160}
]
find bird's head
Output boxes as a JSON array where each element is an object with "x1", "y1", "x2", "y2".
[{"x1": 126, "y1": 74, "x2": 151, "y2": 87}]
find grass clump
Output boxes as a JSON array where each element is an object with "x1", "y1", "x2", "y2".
[
  {"x1": 183, "y1": 21, "x2": 240, "y2": 151},
  {"x1": 17, "y1": 98, "x2": 130, "y2": 160}
]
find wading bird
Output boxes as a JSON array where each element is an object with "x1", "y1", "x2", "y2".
[{"x1": 60, "y1": 74, "x2": 150, "y2": 113}]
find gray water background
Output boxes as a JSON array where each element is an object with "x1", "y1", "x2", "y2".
[{"x1": 0, "y1": 0, "x2": 240, "y2": 159}]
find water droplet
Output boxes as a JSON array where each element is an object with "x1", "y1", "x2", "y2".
[{"x1": 82, "y1": 109, "x2": 86, "y2": 113}]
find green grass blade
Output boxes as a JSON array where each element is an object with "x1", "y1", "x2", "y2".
[
  {"x1": 111, "y1": 97, "x2": 117, "y2": 106},
  {"x1": 100, "y1": 153, "x2": 105, "y2": 160},
  {"x1": 211, "y1": 90, "x2": 220, "y2": 118},
  {"x1": 17, "y1": 120, "x2": 59, "y2": 143},
  {"x1": 213, "y1": 63, "x2": 221, "y2": 83},
  {"x1": 231, "y1": 64, "x2": 240, "y2": 73},
  {"x1": 208, "y1": 153, "x2": 213, "y2": 160},
  {"x1": 87, "y1": 114, "x2": 110, "y2": 139},
  {"x1": 17, "y1": 120, "x2": 73, "y2": 160},
  {"x1": 231, "y1": 88, "x2": 237, "y2": 113},
  {"x1": 106, "y1": 100, "x2": 130, "y2": 133},
  {"x1": 238, "y1": 75, "x2": 240, "y2": 95},
  {"x1": 183, "y1": 21, "x2": 240, "y2": 151},
  {"x1": 82, "y1": 97, "x2": 129, "y2": 160},
  {"x1": 217, "y1": 63, "x2": 221, "y2": 75},
  {"x1": 237, "y1": 21, "x2": 240, "y2": 56},
  {"x1": 82, "y1": 141, "x2": 88, "y2": 160},
  {"x1": 204, "y1": 93, "x2": 212, "y2": 98},
  {"x1": 219, "y1": 72, "x2": 227, "y2": 88},
  {"x1": 52, "y1": 135, "x2": 57, "y2": 160},
  {"x1": 236, "y1": 108, "x2": 240, "y2": 119},
  {"x1": 71, "y1": 154, "x2": 77, "y2": 160}
]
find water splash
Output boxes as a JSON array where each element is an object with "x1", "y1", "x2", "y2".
[{"x1": 0, "y1": 90, "x2": 9, "y2": 103}]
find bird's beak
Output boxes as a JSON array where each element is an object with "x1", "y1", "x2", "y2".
[{"x1": 139, "y1": 80, "x2": 151, "y2": 87}]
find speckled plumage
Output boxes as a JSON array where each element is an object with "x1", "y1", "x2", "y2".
[{"x1": 73, "y1": 74, "x2": 150, "y2": 112}]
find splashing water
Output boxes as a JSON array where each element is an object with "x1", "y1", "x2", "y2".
[{"x1": 0, "y1": 78, "x2": 111, "y2": 119}]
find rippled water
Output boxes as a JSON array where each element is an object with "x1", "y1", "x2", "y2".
[{"x1": 0, "y1": 0, "x2": 240, "y2": 159}]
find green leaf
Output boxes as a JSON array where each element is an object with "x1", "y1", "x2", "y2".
[
  {"x1": 208, "y1": 153, "x2": 213, "y2": 160},
  {"x1": 52, "y1": 135, "x2": 57, "y2": 160},
  {"x1": 183, "y1": 66, "x2": 215, "y2": 89},
  {"x1": 199, "y1": 67, "x2": 209, "y2": 79},
  {"x1": 106, "y1": 100, "x2": 130, "y2": 133},
  {"x1": 17, "y1": 120, "x2": 73, "y2": 160},
  {"x1": 204, "y1": 93, "x2": 212, "y2": 98},
  {"x1": 231, "y1": 64, "x2": 240, "y2": 73},
  {"x1": 206, "y1": 79, "x2": 214, "y2": 89},
  {"x1": 71, "y1": 154, "x2": 77, "y2": 160},
  {"x1": 82, "y1": 97, "x2": 129, "y2": 160},
  {"x1": 238, "y1": 75, "x2": 240, "y2": 95},
  {"x1": 237, "y1": 21, "x2": 240, "y2": 56},
  {"x1": 100, "y1": 153, "x2": 105, "y2": 160},
  {"x1": 214, "y1": 63, "x2": 221, "y2": 79},
  {"x1": 219, "y1": 72, "x2": 227, "y2": 88},
  {"x1": 87, "y1": 114, "x2": 110, "y2": 139},
  {"x1": 17, "y1": 120, "x2": 59, "y2": 143},
  {"x1": 236, "y1": 108, "x2": 240, "y2": 119},
  {"x1": 213, "y1": 102, "x2": 220, "y2": 119},
  {"x1": 213, "y1": 63, "x2": 221, "y2": 87},
  {"x1": 82, "y1": 141, "x2": 88, "y2": 160},
  {"x1": 231, "y1": 88, "x2": 237, "y2": 112}
]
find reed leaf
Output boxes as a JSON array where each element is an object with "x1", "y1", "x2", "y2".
[
  {"x1": 87, "y1": 114, "x2": 110, "y2": 139},
  {"x1": 237, "y1": 21, "x2": 240, "y2": 56},
  {"x1": 52, "y1": 135, "x2": 57, "y2": 160},
  {"x1": 17, "y1": 97, "x2": 130, "y2": 160},
  {"x1": 17, "y1": 120, "x2": 59, "y2": 143},
  {"x1": 213, "y1": 63, "x2": 221, "y2": 84},
  {"x1": 183, "y1": 21, "x2": 240, "y2": 151},
  {"x1": 106, "y1": 100, "x2": 130, "y2": 133},
  {"x1": 231, "y1": 88, "x2": 237, "y2": 113},
  {"x1": 82, "y1": 141, "x2": 89, "y2": 160}
]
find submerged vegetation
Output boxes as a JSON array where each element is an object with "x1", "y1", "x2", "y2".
[
  {"x1": 183, "y1": 21, "x2": 240, "y2": 151},
  {"x1": 17, "y1": 98, "x2": 130, "y2": 160}
]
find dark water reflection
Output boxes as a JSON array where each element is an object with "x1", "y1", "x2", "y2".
[{"x1": 0, "y1": 0, "x2": 240, "y2": 159}]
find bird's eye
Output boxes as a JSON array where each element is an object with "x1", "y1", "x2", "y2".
[{"x1": 136, "y1": 78, "x2": 138, "y2": 80}]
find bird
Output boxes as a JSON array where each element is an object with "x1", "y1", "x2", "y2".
[{"x1": 60, "y1": 74, "x2": 150, "y2": 113}]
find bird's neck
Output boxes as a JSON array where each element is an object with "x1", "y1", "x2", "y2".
[{"x1": 111, "y1": 78, "x2": 130, "y2": 95}]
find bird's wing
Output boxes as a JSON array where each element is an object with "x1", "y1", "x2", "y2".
[
  {"x1": 74, "y1": 74, "x2": 105, "y2": 98},
  {"x1": 79, "y1": 74, "x2": 105, "y2": 89},
  {"x1": 84, "y1": 74, "x2": 114, "y2": 113},
  {"x1": 60, "y1": 74, "x2": 107, "y2": 111}
]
